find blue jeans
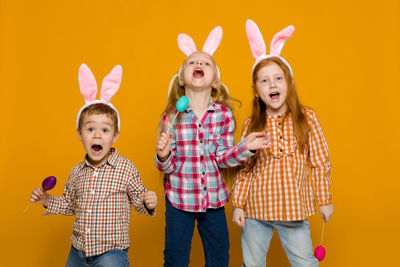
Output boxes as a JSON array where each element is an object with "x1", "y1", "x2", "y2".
[
  {"x1": 164, "y1": 198, "x2": 229, "y2": 267},
  {"x1": 242, "y1": 219, "x2": 318, "y2": 267},
  {"x1": 65, "y1": 245, "x2": 130, "y2": 267}
]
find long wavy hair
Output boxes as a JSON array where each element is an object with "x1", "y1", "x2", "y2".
[{"x1": 244, "y1": 57, "x2": 309, "y2": 171}]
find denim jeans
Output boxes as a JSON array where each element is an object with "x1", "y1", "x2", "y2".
[
  {"x1": 241, "y1": 219, "x2": 318, "y2": 267},
  {"x1": 65, "y1": 245, "x2": 130, "y2": 267},
  {"x1": 163, "y1": 198, "x2": 229, "y2": 267}
]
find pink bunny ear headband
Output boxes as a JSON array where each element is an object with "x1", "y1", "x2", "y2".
[
  {"x1": 177, "y1": 26, "x2": 223, "y2": 79},
  {"x1": 76, "y1": 63, "x2": 122, "y2": 130},
  {"x1": 246, "y1": 19, "x2": 295, "y2": 77}
]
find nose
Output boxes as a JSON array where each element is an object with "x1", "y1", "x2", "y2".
[
  {"x1": 196, "y1": 61, "x2": 203, "y2": 66},
  {"x1": 94, "y1": 130, "x2": 101, "y2": 139},
  {"x1": 270, "y1": 80, "x2": 276, "y2": 88}
]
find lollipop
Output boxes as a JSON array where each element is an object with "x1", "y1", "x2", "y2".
[
  {"x1": 23, "y1": 176, "x2": 57, "y2": 213},
  {"x1": 166, "y1": 96, "x2": 189, "y2": 132},
  {"x1": 314, "y1": 222, "x2": 326, "y2": 261}
]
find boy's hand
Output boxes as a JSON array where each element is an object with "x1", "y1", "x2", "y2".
[
  {"x1": 156, "y1": 132, "x2": 171, "y2": 162},
  {"x1": 319, "y1": 204, "x2": 334, "y2": 222},
  {"x1": 30, "y1": 187, "x2": 50, "y2": 207},
  {"x1": 141, "y1": 191, "x2": 157, "y2": 210},
  {"x1": 244, "y1": 130, "x2": 272, "y2": 151},
  {"x1": 232, "y1": 208, "x2": 246, "y2": 228}
]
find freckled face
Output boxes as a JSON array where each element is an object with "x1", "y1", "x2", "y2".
[{"x1": 255, "y1": 62, "x2": 288, "y2": 115}]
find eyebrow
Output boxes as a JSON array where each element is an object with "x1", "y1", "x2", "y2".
[{"x1": 84, "y1": 121, "x2": 113, "y2": 127}]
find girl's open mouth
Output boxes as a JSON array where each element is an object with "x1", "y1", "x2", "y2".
[
  {"x1": 193, "y1": 68, "x2": 204, "y2": 78},
  {"x1": 269, "y1": 92, "x2": 280, "y2": 100}
]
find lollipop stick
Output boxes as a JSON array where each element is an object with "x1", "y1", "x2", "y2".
[
  {"x1": 22, "y1": 203, "x2": 32, "y2": 214},
  {"x1": 320, "y1": 222, "x2": 326, "y2": 245},
  {"x1": 166, "y1": 112, "x2": 179, "y2": 133}
]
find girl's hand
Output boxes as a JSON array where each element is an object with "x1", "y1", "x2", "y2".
[
  {"x1": 319, "y1": 204, "x2": 334, "y2": 222},
  {"x1": 141, "y1": 191, "x2": 157, "y2": 210},
  {"x1": 156, "y1": 132, "x2": 171, "y2": 162},
  {"x1": 244, "y1": 130, "x2": 272, "y2": 151},
  {"x1": 232, "y1": 208, "x2": 246, "y2": 227},
  {"x1": 30, "y1": 187, "x2": 50, "y2": 206}
]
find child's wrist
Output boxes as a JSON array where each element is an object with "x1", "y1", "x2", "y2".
[{"x1": 157, "y1": 153, "x2": 170, "y2": 162}]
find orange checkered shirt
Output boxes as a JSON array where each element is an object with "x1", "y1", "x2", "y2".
[
  {"x1": 232, "y1": 108, "x2": 332, "y2": 221},
  {"x1": 43, "y1": 148, "x2": 154, "y2": 256}
]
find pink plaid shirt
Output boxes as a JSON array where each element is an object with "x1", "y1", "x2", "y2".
[
  {"x1": 155, "y1": 102, "x2": 254, "y2": 212},
  {"x1": 44, "y1": 148, "x2": 154, "y2": 256}
]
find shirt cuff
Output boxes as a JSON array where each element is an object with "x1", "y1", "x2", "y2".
[
  {"x1": 237, "y1": 139, "x2": 256, "y2": 158},
  {"x1": 42, "y1": 195, "x2": 57, "y2": 215},
  {"x1": 155, "y1": 153, "x2": 172, "y2": 171}
]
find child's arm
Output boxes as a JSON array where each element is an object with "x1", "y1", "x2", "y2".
[
  {"x1": 231, "y1": 119, "x2": 254, "y2": 227},
  {"x1": 41, "y1": 170, "x2": 76, "y2": 216},
  {"x1": 127, "y1": 162, "x2": 156, "y2": 216},
  {"x1": 214, "y1": 110, "x2": 269, "y2": 168},
  {"x1": 306, "y1": 109, "x2": 333, "y2": 221},
  {"x1": 155, "y1": 113, "x2": 177, "y2": 174}
]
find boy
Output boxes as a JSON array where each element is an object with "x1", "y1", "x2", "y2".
[{"x1": 30, "y1": 64, "x2": 157, "y2": 266}]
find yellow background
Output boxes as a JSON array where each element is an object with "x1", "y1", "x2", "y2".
[{"x1": 1, "y1": 0, "x2": 399, "y2": 266}]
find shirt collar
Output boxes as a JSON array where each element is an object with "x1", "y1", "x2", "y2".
[
  {"x1": 185, "y1": 97, "x2": 216, "y2": 113},
  {"x1": 81, "y1": 148, "x2": 119, "y2": 170}
]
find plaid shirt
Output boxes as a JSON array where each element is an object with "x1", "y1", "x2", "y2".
[
  {"x1": 155, "y1": 102, "x2": 254, "y2": 212},
  {"x1": 232, "y1": 108, "x2": 332, "y2": 221},
  {"x1": 44, "y1": 148, "x2": 153, "y2": 256}
]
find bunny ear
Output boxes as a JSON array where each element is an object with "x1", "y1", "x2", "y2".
[
  {"x1": 178, "y1": 34, "x2": 197, "y2": 56},
  {"x1": 270, "y1": 25, "x2": 295, "y2": 56},
  {"x1": 79, "y1": 63, "x2": 98, "y2": 103},
  {"x1": 202, "y1": 26, "x2": 223, "y2": 56},
  {"x1": 100, "y1": 65, "x2": 122, "y2": 102},
  {"x1": 246, "y1": 19, "x2": 266, "y2": 59}
]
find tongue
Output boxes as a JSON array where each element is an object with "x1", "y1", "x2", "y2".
[
  {"x1": 271, "y1": 94, "x2": 279, "y2": 100},
  {"x1": 193, "y1": 71, "x2": 204, "y2": 78},
  {"x1": 92, "y1": 145, "x2": 102, "y2": 152}
]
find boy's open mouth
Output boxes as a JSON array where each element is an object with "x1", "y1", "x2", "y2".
[
  {"x1": 269, "y1": 92, "x2": 280, "y2": 100},
  {"x1": 91, "y1": 144, "x2": 103, "y2": 153},
  {"x1": 193, "y1": 68, "x2": 204, "y2": 78}
]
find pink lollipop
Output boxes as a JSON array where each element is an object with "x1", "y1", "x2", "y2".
[
  {"x1": 314, "y1": 222, "x2": 326, "y2": 261},
  {"x1": 23, "y1": 176, "x2": 57, "y2": 213},
  {"x1": 314, "y1": 246, "x2": 326, "y2": 261}
]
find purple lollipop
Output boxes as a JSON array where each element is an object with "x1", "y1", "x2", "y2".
[{"x1": 41, "y1": 176, "x2": 57, "y2": 191}]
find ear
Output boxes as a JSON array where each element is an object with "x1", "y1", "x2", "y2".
[
  {"x1": 100, "y1": 65, "x2": 122, "y2": 102},
  {"x1": 112, "y1": 131, "x2": 120, "y2": 144},
  {"x1": 178, "y1": 75, "x2": 185, "y2": 86},
  {"x1": 79, "y1": 64, "x2": 98, "y2": 103},
  {"x1": 270, "y1": 25, "x2": 295, "y2": 56},
  {"x1": 202, "y1": 26, "x2": 223, "y2": 56},
  {"x1": 77, "y1": 128, "x2": 82, "y2": 141},
  {"x1": 246, "y1": 19, "x2": 266, "y2": 59},
  {"x1": 178, "y1": 34, "x2": 197, "y2": 56}
]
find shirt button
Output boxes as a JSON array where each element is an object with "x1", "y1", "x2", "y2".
[
  {"x1": 202, "y1": 172, "x2": 205, "y2": 176},
  {"x1": 280, "y1": 149, "x2": 283, "y2": 152},
  {"x1": 278, "y1": 122, "x2": 281, "y2": 126},
  {"x1": 279, "y1": 136, "x2": 282, "y2": 139},
  {"x1": 200, "y1": 140, "x2": 203, "y2": 144},
  {"x1": 204, "y1": 186, "x2": 207, "y2": 190},
  {"x1": 200, "y1": 155, "x2": 204, "y2": 160},
  {"x1": 198, "y1": 124, "x2": 202, "y2": 128}
]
